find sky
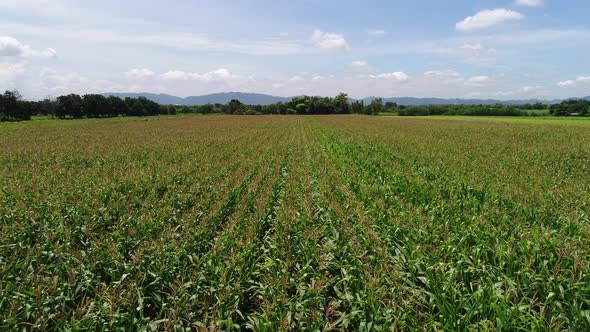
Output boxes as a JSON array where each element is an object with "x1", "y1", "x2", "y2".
[{"x1": 1, "y1": 0, "x2": 589, "y2": 100}]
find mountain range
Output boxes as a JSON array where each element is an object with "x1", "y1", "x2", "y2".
[{"x1": 105, "y1": 92, "x2": 589, "y2": 106}]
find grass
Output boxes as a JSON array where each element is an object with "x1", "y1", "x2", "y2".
[{"x1": 1, "y1": 115, "x2": 589, "y2": 330}]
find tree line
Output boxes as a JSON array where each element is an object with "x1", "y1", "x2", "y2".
[
  {"x1": 0, "y1": 91, "x2": 162, "y2": 121},
  {"x1": 162, "y1": 94, "x2": 386, "y2": 115},
  {"x1": 0, "y1": 91, "x2": 28, "y2": 121},
  {"x1": 0, "y1": 91, "x2": 386, "y2": 120},
  {"x1": 1, "y1": 89, "x2": 588, "y2": 122},
  {"x1": 397, "y1": 104, "x2": 529, "y2": 116},
  {"x1": 211, "y1": 94, "x2": 385, "y2": 115},
  {"x1": 549, "y1": 99, "x2": 590, "y2": 116},
  {"x1": 395, "y1": 101, "x2": 590, "y2": 117}
]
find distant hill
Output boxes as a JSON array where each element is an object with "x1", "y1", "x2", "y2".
[
  {"x1": 183, "y1": 92, "x2": 292, "y2": 105},
  {"x1": 105, "y1": 93, "x2": 184, "y2": 105},
  {"x1": 104, "y1": 92, "x2": 571, "y2": 106},
  {"x1": 104, "y1": 92, "x2": 290, "y2": 106},
  {"x1": 361, "y1": 97, "x2": 562, "y2": 106}
]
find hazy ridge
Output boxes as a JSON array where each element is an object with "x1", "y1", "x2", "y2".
[{"x1": 105, "y1": 92, "x2": 589, "y2": 106}]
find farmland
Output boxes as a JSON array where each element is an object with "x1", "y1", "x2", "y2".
[{"x1": 1, "y1": 115, "x2": 589, "y2": 330}]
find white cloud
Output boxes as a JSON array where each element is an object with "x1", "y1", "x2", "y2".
[
  {"x1": 476, "y1": 28, "x2": 590, "y2": 46},
  {"x1": 0, "y1": 24, "x2": 305, "y2": 56},
  {"x1": 160, "y1": 70, "x2": 189, "y2": 81},
  {"x1": 434, "y1": 43, "x2": 498, "y2": 64},
  {"x1": 467, "y1": 76, "x2": 490, "y2": 83},
  {"x1": 369, "y1": 72, "x2": 409, "y2": 81},
  {"x1": 461, "y1": 43, "x2": 497, "y2": 64},
  {"x1": 38, "y1": 48, "x2": 57, "y2": 57},
  {"x1": 424, "y1": 69, "x2": 461, "y2": 77},
  {"x1": 460, "y1": 43, "x2": 483, "y2": 51},
  {"x1": 495, "y1": 85, "x2": 545, "y2": 97},
  {"x1": 558, "y1": 76, "x2": 590, "y2": 88},
  {"x1": 0, "y1": 61, "x2": 25, "y2": 83},
  {"x1": 0, "y1": 36, "x2": 24, "y2": 57},
  {"x1": 160, "y1": 68, "x2": 237, "y2": 81},
  {"x1": 125, "y1": 68, "x2": 154, "y2": 79},
  {"x1": 463, "y1": 75, "x2": 494, "y2": 88},
  {"x1": 350, "y1": 60, "x2": 369, "y2": 68},
  {"x1": 515, "y1": 0, "x2": 543, "y2": 7},
  {"x1": 424, "y1": 70, "x2": 494, "y2": 87},
  {"x1": 424, "y1": 69, "x2": 463, "y2": 84},
  {"x1": 143, "y1": 34, "x2": 304, "y2": 56},
  {"x1": 23, "y1": 67, "x2": 122, "y2": 98},
  {"x1": 311, "y1": 30, "x2": 350, "y2": 50},
  {"x1": 456, "y1": 9, "x2": 525, "y2": 32},
  {"x1": 349, "y1": 60, "x2": 375, "y2": 73},
  {"x1": 367, "y1": 29, "x2": 386, "y2": 36},
  {"x1": 557, "y1": 80, "x2": 575, "y2": 87},
  {"x1": 521, "y1": 85, "x2": 541, "y2": 92},
  {"x1": 289, "y1": 75, "x2": 305, "y2": 82},
  {"x1": 0, "y1": 36, "x2": 57, "y2": 58}
]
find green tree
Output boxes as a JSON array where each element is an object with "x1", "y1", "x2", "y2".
[
  {"x1": 57, "y1": 94, "x2": 84, "y2": 118},
  {"x1": 39, "y1": 97, "x2": 57, "y2": 117},
  {"x1": 107, "y1": 96, "x2": 126, "y2": 117},
  {"x1": 550, "y1": 100, "x2": 590, "y2": 116},
  {"x1": 1, "y1": 91, "x2": 18, "y2": 120},
  {"x1": 295, "y1": 103, "x2": 308, "y2": 114},
  {"x1": 199, "y1": 104, "x2": 214, "y2": 115},
  {"x1": 367, "y1": 98, "x2": 383, "y2": 115},
  {"x1": 351, "y1": 100, "x2": 364, "y2": 114},
  {"x1": 334, "y1": 92, "x2": 351, "y2": 114},
  {"x1": 227, "y1": 99, "x2": 244, "y2": 114},
  {"x1": 83, "y1": 94, "x2": 108, "y2": 118}
]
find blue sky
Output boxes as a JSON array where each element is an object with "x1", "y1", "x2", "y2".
[{"x1": 1, "y1": 0, "x2": 589, "y2": 100}]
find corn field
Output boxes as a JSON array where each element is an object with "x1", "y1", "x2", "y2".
[{"x1": 1, "y1": 115, "x2": 589, "y2": 330}]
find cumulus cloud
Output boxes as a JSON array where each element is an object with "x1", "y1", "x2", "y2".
[
  {"x1": 0, "y1": 36, "x2": 24, "y2": 57},
  {"x1": 0, "y1": 36, "x2": 57, "y2": 58},
  {"x1": 311, "y1": 30, "x2": 350, "y2": 50},
  {"x1": 558, "y1": 76, "x2": 590, "y2": 87},
  {"x1": 515, "y1": 0, "x2": 543, "y2": 7},
  {"x1": 160, "y1": 68, "x2": 236, "y2": 81},
  {"x1": 456, "y1": 9, "x2": 524, "y2": 32},
  {"x1": 369, "y1": 72, "x2": 409, "y2": 81},
  {"x1": 125, "y1": 68, "x2": 154, "y2": 79}
]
